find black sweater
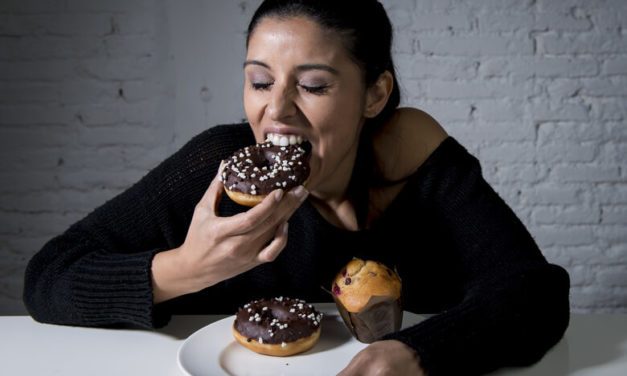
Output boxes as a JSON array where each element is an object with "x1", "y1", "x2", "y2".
[{"x1": 23, "y1": 123, "x2": 570, "y2": 375}]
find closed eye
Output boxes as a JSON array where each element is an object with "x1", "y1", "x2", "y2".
[
  {"x1": 251, "y1": 82, "x2": 272, "y2": 91},
  {"x1": 299, "y1": 84, "x2": 329, "y2": 95}
]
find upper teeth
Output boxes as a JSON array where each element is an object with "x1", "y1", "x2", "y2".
[{"x1": 266, "y1": 133, "x2": 304, "y2": 146}]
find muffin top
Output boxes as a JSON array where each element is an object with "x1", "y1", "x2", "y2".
[{"x1": 332, "y1": 258, "x2": 402, "y2": 312}]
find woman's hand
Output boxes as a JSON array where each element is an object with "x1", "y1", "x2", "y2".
[
  {"x1": 337, "y1": 340, "x2": 425, "y2": 376},
  {"x1": 152, "y1": 168, "x2": 308, "y2": 303}
]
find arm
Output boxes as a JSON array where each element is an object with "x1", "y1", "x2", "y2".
[
  {"x1": 384, "y1": 138, "x2": 570, "y2": 375},
  {"x1": 23, "y1": 125, "x2": 233, "y2": 328}
]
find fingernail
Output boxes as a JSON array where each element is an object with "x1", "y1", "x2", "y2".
[
  {"x1": 292, "y1": 186, "x2": 308, "y2": 201},
  {"x1": 217, "y1": 160, "x2": 226, "y2": 181},
  {"x1": 282, "y1": 222, "x2": 289, "y2": 235},
  {"x1": 274, "y1": 189, "x2": 284, "y2": 202}
]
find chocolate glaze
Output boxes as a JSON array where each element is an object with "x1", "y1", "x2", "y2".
[
  {"x1": 234, "y1": 297, "x2": 322, "y2": 344},
  {"x1": 222, "y1": 142, "x2": 310, "y2": 196}
]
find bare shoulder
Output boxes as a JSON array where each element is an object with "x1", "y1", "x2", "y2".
[{"x1": 372, "y1": 107, "x2": 448, "y2": 183}]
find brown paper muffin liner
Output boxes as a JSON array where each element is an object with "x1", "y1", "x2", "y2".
[{"x1": 333, "y1": 295, "x2": 402, "y2": 343}]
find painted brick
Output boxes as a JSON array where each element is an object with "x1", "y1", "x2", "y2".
[
  {"x1": 77, "y1": 57, "x2": 155, "y2": 80},
  {"x1": 426, "y1": 80, "x2": 527, "y2": 99},
  {"x1": 479, "y1": 13, "x2": 534, "y2": 32},
  {"x1": 0, "y1": 0, "x2": 65, "y2": 14},
  {"x1": 532, "y1": 206, "x2": 601, "y2": 225},
  {"x1": 420, "y1": 36, "x2": 534, "y2": 56},
  {"x1": 596, "y1": 226, "x2": 627, "y2": 244},
  {"x1": 530, "y1": 101, "x2": 590, "y2": 122},
  {"x1": 524, "y1": 186, "x2": 580, "y2": 205},
  {"x1": 495, "y1": 164, "x2": 548, "y2": 184},
  {"x1": 581, "y1": 77, "x2": 627, "y2": 97},
  {"x1": 602, "y1": 57, "x2": 627, "y2": 75},
  {"x1": 0, "y1": 14, "x2": 113, "y2": 37},
  {"x1": 535, "y1": 13, "x2": 592, "y2": 32},
  {"x1": 0, "y1": 106, "x2": 73, "y2": 126},
  {"x1": 542, "y1": 33, "x2": 627, "y2": 54},
  {"x1": 0, "y1": 61, "x2": 77, "y2": 82},
  {"x1": 537, "y1": 122, "x2": 606, "y2": 145},
  {"x1": 598, "y1": 267, "x2": 627, "y2": 287},
  {"x1": 103, "y1": 35, "x2": 156, "y2": 57},
  {"x1": 480, "y1": 143, "x2": 536, "y2": 163},
  {"x1": 534, "y1": 226, "x2": 595, "y2": 247},
  {"x1": 475, "y1": 100, "x2": 523, "y2": 121},
  {"x1": 554, "y1": 164, "x2": 621, "y2": 183},
  {"x1": 411, "y1": 14, "x2": 471, "y2": 32},
  {"x1": 65, "y1": 0, "x2": 154, "y2": 13},
  {"x1": 592, "y1": 99, "x2": 627, "y2": 121},
  {"x1": 416, "y1": 100, "x2": 471, "y2": 122},
  {"x1": 536, "y1": 142, "x2": 597, "y2": 163},
  {"x1": 0, "y1": 36, "x2": 105, "y2": 60},
  {"x1": 113, "y1": 13, "x2": 157, "y2": 35},
  {"x1": 454, "y1": 122, "x2": 536, "y2": 142},
  {"x1": 602, "y1": 206, "x2": 627, "y2": 224},
  {"x1": 408, "y1": 58, "x2": 478, "y2": 79}
]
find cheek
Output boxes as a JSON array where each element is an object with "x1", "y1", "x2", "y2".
[
  {"x1": 243, "y1": 90, "x2": 258, "y2": 119},
  {"x1": 313, "y1": 97, "x2": 364, "y2": 140},
  {"x1": 243, "y1": 91, "x2": 265, "y2": 140}
]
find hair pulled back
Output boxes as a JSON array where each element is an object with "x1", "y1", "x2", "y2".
[{"x1": 246, "y1": 0, "x2": 400, "y2": 128}]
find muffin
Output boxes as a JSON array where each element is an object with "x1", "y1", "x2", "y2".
[{"x1": 332, "y1": 258, "x2": 402, "y2": 343}]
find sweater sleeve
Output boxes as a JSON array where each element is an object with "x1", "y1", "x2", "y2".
[
  {"x1": 22, "y1": 124, "x2": 250, "y2": 328},
  {"x1": 383, "y1": 138, "x2": 571, "y2": 375}
]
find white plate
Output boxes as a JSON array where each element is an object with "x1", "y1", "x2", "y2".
[{"x1": 177, "y1": 303, "x2": 425, "y2": 376}]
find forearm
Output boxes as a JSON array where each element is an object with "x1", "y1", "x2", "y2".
[
  {"x1": 386, "y1": 264, "x2": 570, "y2": 375},
  {"x1": 151, "y1": 247, "x2": 216, "y2": 304},
  {"x1": 24, "y1": 238, "x2": 166, "y2": 328}
]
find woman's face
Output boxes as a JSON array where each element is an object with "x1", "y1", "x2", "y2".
[{"x1": 244, "y1": 16, "x2": 369, "y2": 198}]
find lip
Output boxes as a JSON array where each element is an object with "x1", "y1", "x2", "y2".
[{"x1": 262, "y1": 126, "x2": 307, "y2": 139}]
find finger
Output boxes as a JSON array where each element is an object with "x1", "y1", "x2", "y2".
[
  {"x1": 337, "y1": 348, "x2": 369, "y2": 376},
  {"x1": 222, "y1": 185, "x2": 307, "y2": 236},
  {"x1": 217, "y1": 159, "x2": 226, "y2": 179},
  {"x1": 198, "y1": 168, "x2": 225, "y2": 214},
  {"x1": 266, "y1": 185, "x2": 308, "y2": 225},
  {"x1": 221, "y1": 189, "x2": 283, "y2": 235},
  {"x1": 257, "y1": 222, "x2": 289, "y2": 263}
]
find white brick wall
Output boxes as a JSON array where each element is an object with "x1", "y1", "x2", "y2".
[
  {"x1": 0, "y1": 0, "x2": 175, "y2": 314},
  {"x1": 0, "y1": 0, "x2": 625, "y2": 315}
]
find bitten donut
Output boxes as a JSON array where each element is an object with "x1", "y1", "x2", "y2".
[
  {"x1": 221, "y1": 137, "x2": 310, "y2": 207},
  {"x1": 232, "y1": 297, "x2": 323, "y2": 357}
]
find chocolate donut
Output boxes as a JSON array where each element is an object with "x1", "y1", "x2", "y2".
[
  {"x1": 221, "y1": 141, "x2": 310, "y2": 207},
  {"x1": 232, "y1": 297, "x2": 323, "y2": 356}
]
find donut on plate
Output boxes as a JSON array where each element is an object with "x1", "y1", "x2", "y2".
[
  {"x1": 232, "y1": 297, "x2": 323, "y2": 356},
  {"x1": 221, "y1": 135, "x2": 310, "y2": 207}
]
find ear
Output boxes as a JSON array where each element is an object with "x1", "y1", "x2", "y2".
[{"x1": 364, "y1": 70, "x2": 394, "y2": 118}]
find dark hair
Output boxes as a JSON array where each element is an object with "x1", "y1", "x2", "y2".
[{"x1": 246, "y1": 0, "x2": 401, "y2": 128}]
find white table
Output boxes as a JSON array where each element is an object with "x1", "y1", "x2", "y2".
[{"x1": 1, "y1": 310, "x2": 626, "y2": 375}]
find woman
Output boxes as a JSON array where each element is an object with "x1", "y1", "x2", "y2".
[{"x1": 23, "y1": 0, "x2": 570, "y2": 374}]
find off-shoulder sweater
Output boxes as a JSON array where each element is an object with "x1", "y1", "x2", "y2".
[{"x1": 23, "y1": 123, "x2": 570, "y2": 375}]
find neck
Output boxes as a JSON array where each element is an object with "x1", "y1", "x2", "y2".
[
  {"x1": 308, "y1": 138, "x2": 365, "y2": 231},
  {"x1": 309, "y1": 196, "x2": 360, "y2": 231}
]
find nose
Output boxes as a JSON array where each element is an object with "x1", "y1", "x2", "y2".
[{"x1": 266, "y1": 83, "x2": 297, "y2": 122}]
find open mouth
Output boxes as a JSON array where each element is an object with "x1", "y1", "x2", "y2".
[
  {"x1": 265, "y1": 132, "x2": 312, "y2": 154},
  {"x1": 265, "y1": 132, "x2": 306, "y2": 146}
]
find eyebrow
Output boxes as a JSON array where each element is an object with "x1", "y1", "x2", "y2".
[{"x1": 243, "y1": 60, "x2": 339, "y2": 75}]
